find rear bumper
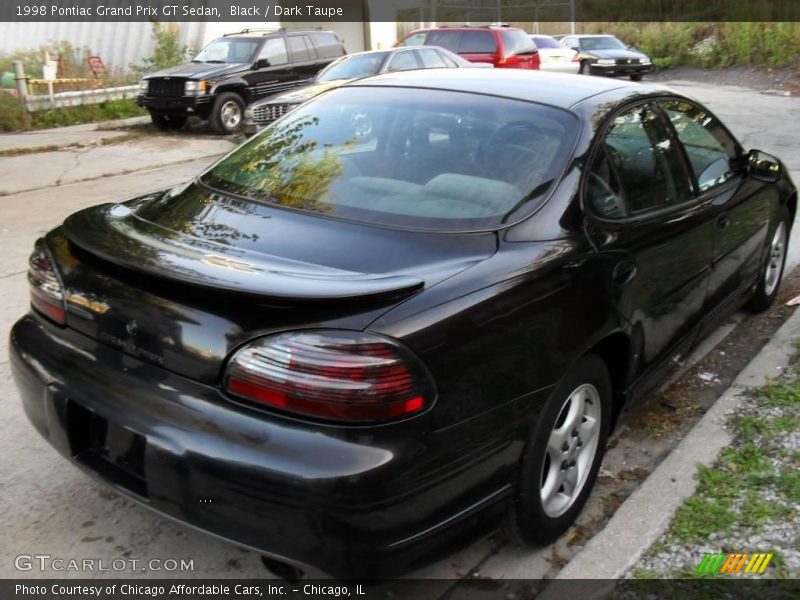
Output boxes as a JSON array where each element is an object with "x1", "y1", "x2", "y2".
[
  {"x1": 136, "y1": 94, "x2": 213, "y2": 117},
  {"x1": 9, "y1": 314, "x2": 520, "y2": 577}
]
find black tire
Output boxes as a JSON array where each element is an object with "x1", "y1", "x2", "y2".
[
  {"x1": 209, "y1": 92, "x2": 245, "y2": 135},
  {"x1": 630, "y1": 74, "x2": 644, "y2": 82},
  {"x1": 506, "y1": 354, "x2": 611, "y2": 545},
  {"x1": 150, "y1": 112, "x2": 186, "y2": 131},
  {"x1": 748, "y1": 207, "x2": 791, "y2": 312},
  {"x1": 579, "y1": 61, "x2": 590, "y2": 75}
]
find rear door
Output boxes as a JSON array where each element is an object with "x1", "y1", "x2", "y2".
[
  {"x1": 585, "y1": 101, "x2": 714, "y2": 371},
  {"x1": 286, "y1": 34, "x2": 320, "y2": 84},
  {"x1": 659, "y1": 97, "x2": 772, "y2": 316},
  {"x1": 245, "y1": 37, "x2": 294, "y2": 100}
]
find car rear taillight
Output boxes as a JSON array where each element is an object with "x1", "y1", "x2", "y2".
[
  {"x1": 28, "y1": 239, "x2": 66, "y2": 325},
  {"x1": 224, "y1": 330, "x2": 435, "y2": 422}
]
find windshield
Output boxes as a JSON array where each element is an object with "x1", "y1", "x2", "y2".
[
  {"x1": 193, "y1": 38, "x2": 260, "y2": 63},
  {"x1": 500, "y1": 29, "x2": 537, "y2": 55},
  {"x1": 200, "y1": 87, "x2": 578, "y2": 231},
  {"x1": 317, "y1": 53, "x2": 390, "y2": 82},
  {"x1": 530, "y1": 36, "x2": 561, "y2": 49},
  {"x1": 580, "y1": 37, "x2": 627, "y2": 51}
]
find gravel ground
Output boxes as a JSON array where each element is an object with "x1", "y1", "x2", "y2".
[
  {"x1": 629, "y1": 354, "x2": 800, "y2": 579},
  {"x1": 650, "y1": 64, "x2": 800, "y2": 96}
]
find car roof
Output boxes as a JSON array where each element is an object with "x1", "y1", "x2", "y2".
[
  {"x1": 574, "y1": 34, "x2": 618, "y2": 38},
  {"x1": 346, "y1": 68, "x2": 674, "y2": 109}
]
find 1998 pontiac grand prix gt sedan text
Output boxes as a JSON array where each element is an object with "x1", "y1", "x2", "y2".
[{"x1": 10, "y1": 69, "x2": 795, "y2": 578}]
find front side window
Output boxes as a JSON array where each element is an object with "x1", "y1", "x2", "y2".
[
  {"x1": 258, "y1": 38, "x2": 288, "y2": 66},
  {"x1": 200, "y1": 87, "x2": 578, "y2": 231},
  {"x1": 597, "y1": 103, "x2": 691, "y2": 214},
  {"x1": 661, "y1": 99, "x2": 741, "y2": 192},
  {"x1": 580, "y1": 36, "x2": 627, "y2": 51}
]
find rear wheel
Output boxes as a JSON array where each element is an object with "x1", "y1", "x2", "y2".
[
  {"x1": 210, "y1": 92, "x2": 245, "y2": 135},
  {"x1": 150, "y1": 112, "x2": 186, "y2": 131},
  {"x1": 506, "y1": 354, "x2": 611, "y2": 545},
  {"x1": 749, "y1": 208, "x2": 790, "y2": 312}
]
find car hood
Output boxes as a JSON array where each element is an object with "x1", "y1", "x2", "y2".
[
  {"x1": 585, "y1": 48, "x2": 648, "y2": 60},
  {"x1": 143, "y1": 61, "x2": 246, "y2": 80},
  {"x1": 262, "y1": 79, "x2": 353, "y2": 105}
]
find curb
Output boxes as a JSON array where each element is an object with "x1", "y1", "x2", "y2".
[{"x1": 541, "y1": 306, "x2": 800, "y2": 590}]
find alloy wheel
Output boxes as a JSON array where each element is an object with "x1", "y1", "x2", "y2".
[
  {"x1": 764, "y1": 221, "x2": 787, "y2": 297},
  {"x1": 540, "y1": 383, "x2": 601, "y2": 518}
]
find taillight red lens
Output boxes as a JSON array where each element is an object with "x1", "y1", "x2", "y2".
[
  {"x1": 224, "y1": 330, "x2": 435, "y2": 422},
  {"x1": 28, "y1": 239, "x2": 66, "y2": 325}
]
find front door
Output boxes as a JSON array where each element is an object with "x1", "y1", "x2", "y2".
[{"x1": 245, "y1": 37, "x2": 295, "y2": 101}]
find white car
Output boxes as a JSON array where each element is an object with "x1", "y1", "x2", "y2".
[{"x1": 530, "y1": 34, "x2": 580, "y2": 73}]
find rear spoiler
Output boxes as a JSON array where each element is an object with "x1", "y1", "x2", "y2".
[{"x1": 63, "y1": 203, "x2": 424, "y2": 301}]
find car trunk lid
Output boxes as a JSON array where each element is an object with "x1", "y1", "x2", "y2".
[{"x1": 50, "y1": 183, "x2": 496, "y2": 383}]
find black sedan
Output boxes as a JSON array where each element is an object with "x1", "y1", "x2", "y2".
[
  {"x1": 560, "y1": 34, "x2": 652, "y2": 80},
  {"x1": 242, "y1": 46, "x2": 482, "y2": 134},
  {"x1": 11, "y1": 70, "x2": 795, "y2": 578}
]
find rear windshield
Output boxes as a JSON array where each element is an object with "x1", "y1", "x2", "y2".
[
  {"x1": 318, "y1": 52, "x2": 389, "y2": 81},
  {"x1": 531, "y1": 36, "x2": 561, "y2": 49},
  {"x1": 500, "y1": 30, "x2": 537, "y2": 55},
  {"x1": 201, "y1": 87, "x2": 578, "y2": 231}
]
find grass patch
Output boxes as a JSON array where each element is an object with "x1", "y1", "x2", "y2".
[
  {"x1": 672, "y1": 496, "x2": 738, "y2": 543},
  {"x1": 28, "y1": 100, "x2": 146, "y2": 130}
]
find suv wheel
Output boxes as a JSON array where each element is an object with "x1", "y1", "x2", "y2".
[
  {"x1": 150, "y1": 112, "x2": 187, "y2": 131},
  {"x1": 210, "y1": 92, "x2": 245, "y2": 135}
]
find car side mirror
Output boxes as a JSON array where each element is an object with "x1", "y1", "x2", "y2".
[
  {"x1": 748, "y1": 149, "x2": 781, "y2": 183},
  {"x1": 254, "y1": 58, "x2": 271, "y2": 69}
]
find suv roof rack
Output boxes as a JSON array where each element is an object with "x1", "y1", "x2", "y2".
[
  {"x1": 437, "y1": 23, "x2": 511, "y2": 29},
  {"x1": 223, "y1": 27, "x2": 326, "y2": 37}
]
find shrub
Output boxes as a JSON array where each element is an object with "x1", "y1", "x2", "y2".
[
  {"x1": 0, "y1": 92, "x2": 31, "y2": 131},
  {"x1": 130, "y1": 22, "x2": 191, "y2": 76}
]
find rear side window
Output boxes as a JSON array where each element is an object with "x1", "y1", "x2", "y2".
[
  {"x1": 258, "y1": 38, "x2": 288, "y2": 65},
  {"x1": 398, "y1": 32, "x2": 428, "y2": 47},
  {"x1": 287, "y1": 36, "x2": 314, "y2": 62},
  {"x1": 201, "y1": 87, "x2": 579, "y2": 231},
  {"x1": 386, "y1": 51, "x2": 419, "y2": 72},
  {"x1": 416, "y1": 48, "x2": 448, "y2": 68},
  {"x1": 660, "y1": 99, "x2": 741, "y2": 192},
  {"x1": 311, "y1": 33, "x2": 344, "y2": 59},
  {"x1": 426, "y1": 30, "x2": 461, "y2": 53},
  {"x1": 459, "y1": 31, "x2": 497, "y2": 53}
]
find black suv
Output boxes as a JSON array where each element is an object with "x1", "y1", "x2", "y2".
[{"x1": 136, "y1": 28, "x2": 346, "y2": 134}]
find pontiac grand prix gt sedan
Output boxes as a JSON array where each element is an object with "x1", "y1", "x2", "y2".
[{"x1": 11, "y1": 69, "x2": 795, "y2": 578}]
